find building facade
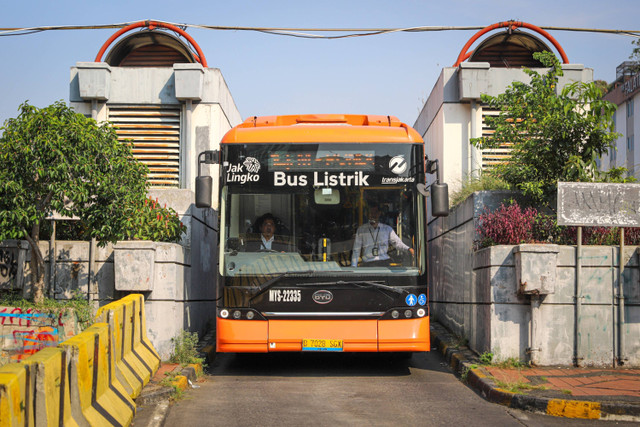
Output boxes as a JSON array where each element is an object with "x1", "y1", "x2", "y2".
[{"x1": 602, "y1": 62, "x2": 640, "y2": 179}]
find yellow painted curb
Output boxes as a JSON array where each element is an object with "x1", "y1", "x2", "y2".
[
  {"x1": 170, "y1": 375, "x2": 189, "y2": 392},
  {"x1": 547, "y1": 399, "x2": 601, "y2": 419},
  {"x1": 188, "y1": 363, "x2": 203, "y2": 377}
]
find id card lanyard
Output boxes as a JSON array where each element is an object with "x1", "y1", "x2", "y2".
[{"x1": 369, "y1": 224, "x2": 380, "y2": 256}]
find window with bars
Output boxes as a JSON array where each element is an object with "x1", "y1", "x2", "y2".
[
  {"x1": 109, "y1": 106, "x2": 181, "y2": 187},
  {"x1": 480, "y1": 108, "x2": 513, "y2": 169}
]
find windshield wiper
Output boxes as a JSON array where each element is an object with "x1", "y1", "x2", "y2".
[
  {"x1": 300, "y1": 280, "x2": 407, "y2": 297},
  {"x1": 246, "y1": 270, "x2": 314, "y2": 302},
  {"x1": 337, "y1": 280, "x2": 407, "y2": 295}
]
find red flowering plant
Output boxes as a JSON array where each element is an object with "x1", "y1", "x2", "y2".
[
  {"x1": 476, "y1": 202, "x2": 539, "y2": 248},
  {"x1": 476, "y1": 201, "x2": 640, "y2": 249},
  {"x1": 122, "y1": 197, "x2": 186, "y2": 243}
]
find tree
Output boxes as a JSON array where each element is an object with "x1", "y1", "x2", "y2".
[
  {"x1": 629, "y1": 38, "x2": 640, "y2": 72},
  {"x1": 0, "y1": 101, "x2": 149, "y2": 303},
  {"x1": 471, "y1": 51, "x2": 626, "y2": 205},
  {"x1": 593, "y1": 79, "x2": 611, "y2": 96}
]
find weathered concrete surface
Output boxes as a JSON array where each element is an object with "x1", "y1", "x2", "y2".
[
  {"x1": 114, "y1": 241, "x2": 157, "y2": 291},
  {"x1": 8, "y1": 190, "x2": 218, "y2": 360},
  {"x1": 429, "y1": 191, "x2": 640, "y2": 366},
  {"x1": 160, "y1": 352, "x2": 546, "y2": 427},
  {"x1": 0, "y1": 306, "x2": 78, "y2": 365},
  {"x1": 0, "y1": 240, "x2": 28, "y2": 291}
]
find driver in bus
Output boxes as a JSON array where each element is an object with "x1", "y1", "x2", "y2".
[
  {"x1": 351, "y1": 202, "x2": 414, "y2": 267},
  {"x1": 245, "y1": 213, "x2": 292, "y2": 252}
]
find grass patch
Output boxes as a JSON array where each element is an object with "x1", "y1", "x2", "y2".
[
  {"x1": 479, "y1": 352, "x2": 494, "y2": 365},
  {"x1": 494, "y1": 357, "x2": 528, "y2": 369},
  {"x1": 450, "y1": 173, "x2": 511, "y2": 207},
  {"x1": 494, "y1": 379, "x2": 549, "y2": 394},
  {"x1": 0, "y1": 290, "x2": 94, "y2": 330}
]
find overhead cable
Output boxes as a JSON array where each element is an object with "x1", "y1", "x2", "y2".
[{"x1": 0, "y1": 20, "x2": 639, "y2": 39}]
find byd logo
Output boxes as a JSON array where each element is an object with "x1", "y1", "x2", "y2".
[{"x1": 312, "y1": 290, "x2": 333, "y2": 304}]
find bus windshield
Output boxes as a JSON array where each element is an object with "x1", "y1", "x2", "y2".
[{"x1": 219, "y1": 143, "x2": 426, "y2": 278}]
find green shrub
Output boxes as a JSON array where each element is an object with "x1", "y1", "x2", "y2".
[
  {"x1": 479, "y1": 351, "x2": 494, "y2": 365},
  {"x1": 169, "y1": 330, "x2": 205, "y2": 366},
  {"x1": 123, "y1": 197, "x2": 186, "y2": 243},
  {"x1": 450, "y1": 173, "x2": 510, "y2": 208}
]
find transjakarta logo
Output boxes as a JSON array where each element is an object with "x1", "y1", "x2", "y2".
[
  {"x1": 225, "y1": 157, "x2": 261, "y2": 184},
  {"x1": 382, "y1": 155, "x2": 415, "y2": 184},
  {"x1": 274, "y1": 171, "x2": 369, "y2": 187},
  {"x1": 389, "y1": 155, "x2": 407, "y2": 175}
]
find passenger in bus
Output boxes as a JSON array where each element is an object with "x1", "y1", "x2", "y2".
[
  {"x1": 244, "y1": 213, "x2": 293, "y2": 252},
  {"x1": 351, "y1": 203, "x2": 414, "y2": 267}
]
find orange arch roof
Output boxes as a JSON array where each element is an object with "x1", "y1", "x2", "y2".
[{"x1": 454, "y1": 21, "x2": 569, "y2": 67}]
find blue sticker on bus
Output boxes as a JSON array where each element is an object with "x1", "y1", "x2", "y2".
[
  {"x1": 418, "y1": 294, "x2": 427, "y2": 306},
  {"x1": 405, "y1": 294, "x2": 417, "y2": 306}
]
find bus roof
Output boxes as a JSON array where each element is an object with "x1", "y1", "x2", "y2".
[{"x1": 220, "y1": 114, "x2": 424, "y2": 144}]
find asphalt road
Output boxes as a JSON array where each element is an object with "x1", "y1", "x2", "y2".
[{"x1": 161, "y1": 351, "x2": 637, "y2": 426}]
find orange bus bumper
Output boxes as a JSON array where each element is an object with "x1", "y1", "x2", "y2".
[{"x1": 216, "y1": 316, "x2": 430, "y2": 353}]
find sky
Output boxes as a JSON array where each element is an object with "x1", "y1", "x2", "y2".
[{"x1": 1, "y1": 0, "x2": 639, "y2": 127}]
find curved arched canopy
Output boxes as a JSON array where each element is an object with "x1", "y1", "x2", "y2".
[
  {"x1": 468, "y1": 31, "x2": 552, "y2": 68},
  {"x1": 104, "y1": 30, "x2": 197, "y2": 67},
  {"x1": 453, "y1": 21, "x2": 569, "y2": 67}
]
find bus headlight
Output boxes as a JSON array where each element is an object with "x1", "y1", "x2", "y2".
[
  {"x1": 246, "y1": 311, "x2": 255, "y2": 320},
  {"x1": 233, "y1": 310, "x2": 242, "y2": 319},
  {"x1": 404, "y1": 310, "x2": 412, "y2": 318},
  {"x1": 391, "y1": 310, "x2": 400, "y2": 319},
  {"x1": 416, "y1": 308, "x2": 426, "y2": 318},
  {"x1": 220, "y1": 309, "x2": 229, "y2": 319}
]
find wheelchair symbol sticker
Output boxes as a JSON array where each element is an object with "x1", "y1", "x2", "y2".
[{"x1": 418, "y1": 294, "x2": 427, "y2": 306}]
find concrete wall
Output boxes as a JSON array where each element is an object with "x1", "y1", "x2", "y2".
[
  {"x1": 3, "y1": 189, "x2": 218, "y2": 359},
  {"x1": 429, "y1": 192, "x2": 640, "y2": 366}
]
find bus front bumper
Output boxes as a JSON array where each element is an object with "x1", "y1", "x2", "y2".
[{"x1": 216, "y1": 316, "x2": 430, "y2": 353}]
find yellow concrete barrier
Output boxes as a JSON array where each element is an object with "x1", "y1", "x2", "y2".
[
  {"x1": 126, "y1": 295, "x2": 161, "y2": 377},
  {"x1": 60, "y1": 323, "x2": 135, "y2": 426},
  {"x1": 96, "y1": 300, "x2": 143, "y2": 398},
  {"x1": 0, "y1": 363, "x2": 34, "y2": 427},
  {"x1": 20, "y1": 346, "x2": 75, "y2": 426},
  {"x1": 95, "y1": 294, "x2": 160, "y2": 398},
  {"x1": 1, "y1": 294, "x2": 160, "y2": 427}
]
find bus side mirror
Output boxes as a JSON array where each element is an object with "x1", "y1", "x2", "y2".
[
  {"x1": 424, "y1": 156, "x2": 449, "y2": 217},
  {"x1": 196, "y1": 176, "x2": 213, "y2": 208},
  {"x1": 195, "y1": 150, "x2": 218, "y2": 209},
  {"x1": 431, "y1": 183, "x2": 449, "y2": 217}
]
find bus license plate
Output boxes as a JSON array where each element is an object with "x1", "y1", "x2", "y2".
[{"x1": 302, "y1": 339, "x2": 343, "y2": 351}]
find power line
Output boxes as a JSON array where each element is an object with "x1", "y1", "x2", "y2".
[{"x1": 0, "y1": 20, "x2": 639, "y2": 39}]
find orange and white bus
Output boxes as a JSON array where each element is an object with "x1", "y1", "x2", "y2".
[{"x1": 196, "y1": 114, "x2": 448, "y2": 353}]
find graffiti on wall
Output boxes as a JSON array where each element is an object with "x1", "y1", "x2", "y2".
[
  {"x1": 0, "y1": 248, "x2": 19, "y2": 285},
  {"x1": 0, "y1": 306, "x2": 78, "y2": 364}
]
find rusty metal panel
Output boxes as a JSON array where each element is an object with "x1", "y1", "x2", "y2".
[{"x1": 109, "y1": 106, "x2": 181, "y2": 187}]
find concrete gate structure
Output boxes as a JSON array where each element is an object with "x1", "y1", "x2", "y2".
[
  {"x1": 415, "y1": 22, "x2": 639, "y2": 366},
  {"x1": 38, "y1": 21, "x2": 241, "y2": 357}
]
